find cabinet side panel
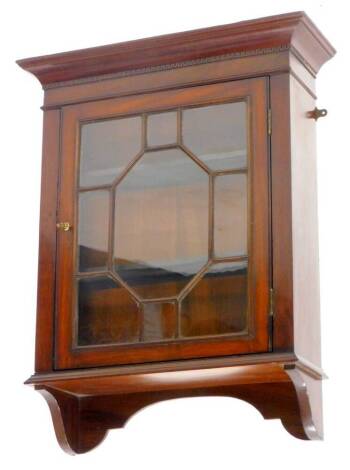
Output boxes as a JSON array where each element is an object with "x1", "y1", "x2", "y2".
[
  {"x1": 270, "y1": 74, "x2": 294, "y2": 351},
  {"x1": 35, "y1": 109, "x2": 61, "y2": 372},
  {"x1": 290, "y1": 76, "x2": 321, "y2": 367}
]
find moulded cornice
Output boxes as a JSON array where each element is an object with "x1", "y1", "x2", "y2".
[{"x1": 17, "y1": 11, "x2": 336, "y2": 88}]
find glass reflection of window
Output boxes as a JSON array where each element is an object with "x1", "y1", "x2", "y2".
[{"x1": 76, "y1": 101, "x2": 249, "y2": 346}]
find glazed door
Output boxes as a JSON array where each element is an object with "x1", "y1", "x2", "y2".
[{"x1": 55, "y1": 78, "x2": 270, "y2": 369}]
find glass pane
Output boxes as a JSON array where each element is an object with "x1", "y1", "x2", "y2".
[
  {"x1": 114, "y1": 148, "x2": 209, "y2": 299},
  {"x1": 142, "y1": 302, "x2": 177, "y2": 341},
  {"x1": 180, "y1": 261, "x2": 248, "y2": 337},
  {"x1": 182, "y1": 102, "x2": 247, "y2": 171},
  {"x1": 77, "y1": 276, "x2": 140, "y2": 345},
  {"x1": 214, "y1": 174, "x2": 247, "y2": 258},
  {"x1": 80, "y1": 116, "x2": 142, "y2": 187},
  {"x1": 147, "y1": 111, "x2": 177, "y2": 146},
  {"x1": 78, "y1": 190, "x2": 109, "y2": 272}
]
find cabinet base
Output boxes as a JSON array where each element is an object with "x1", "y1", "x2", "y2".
[{"x1": 26, "y1": 354, "x2": 324, "y2": 454}]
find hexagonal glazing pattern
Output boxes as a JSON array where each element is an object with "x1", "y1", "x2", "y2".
[{"x1": 113, "y1": 148, "x2": 209, "y2": 300}]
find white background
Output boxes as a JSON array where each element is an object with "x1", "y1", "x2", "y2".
[{"x1": 1, "y1": 0, "x2": 349, "y2": 468}]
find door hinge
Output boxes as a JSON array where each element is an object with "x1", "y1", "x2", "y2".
[
  {"x1": 268, "y1": 288, "x2": 274, "y2": 350},
  {"x1": 269, "y1": 288, "x2": 274, "y2": 316},
  {"x1": 268, "y1": 108, "x2": 272, "y2": 135}
]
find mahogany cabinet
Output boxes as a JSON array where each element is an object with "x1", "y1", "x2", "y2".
[{"x1": 18, "y1": 11, "x2": 335, "y2": 454}]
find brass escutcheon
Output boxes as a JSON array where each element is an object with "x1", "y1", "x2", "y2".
[{"x1": 56, "y1": 222, "x2": 71, "y2": 232}]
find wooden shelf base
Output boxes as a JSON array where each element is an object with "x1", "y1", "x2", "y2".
[{"x1": 27, "y1": 356, "x2": 323, "y2": 454}]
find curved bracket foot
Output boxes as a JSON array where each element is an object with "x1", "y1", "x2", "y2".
[
  {"x1": 38, "y1": 388, "x2": 109, "y2": 454},
  {"x1": 283, "y1": 367, "x2": 323, "y2": 440}
]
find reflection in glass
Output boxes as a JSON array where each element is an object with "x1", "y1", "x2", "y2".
[
  {"x1": 77, "y1": 276, "x2": 140, "y2": 345},
  {"x1": 142, "y1": 302, "x2": 176, "y2": 341},
  {"x1": 75, "y1": 102, "x2": 251, "y2": 348},
  {"x1": 214, "y1": 174, "x2": 247, "y2": 258},
  {"x1": 180, "y1": 261, "x2": 248, "y2": 337},
  {"x1": 183, "y1": 101, "x2": 247, "y2": 171},
  {"x1": 80, "y1": 116, "x2": 142, "y2": 187},
  {"x1": 147, "y1": 111, "x2": 177, "y2": 146},
  {"x1": 78, "y1": 190, "x2": 109, "y2": 272},
  {"x1": 114, "y1": 148, "x2": 209, "y2": 299}
]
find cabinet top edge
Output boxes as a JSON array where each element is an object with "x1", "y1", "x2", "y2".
[{"x1": 17, "y1": 11, "x2": 335, "y2": 88}]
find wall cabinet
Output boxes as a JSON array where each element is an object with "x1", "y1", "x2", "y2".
[{"x1": 18, "y1": 11, "x2": 335, "y2": 454}]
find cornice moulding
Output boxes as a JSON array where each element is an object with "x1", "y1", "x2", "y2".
[{"x1": 17, "y1": 11, "x2": 336, "y2": 88}]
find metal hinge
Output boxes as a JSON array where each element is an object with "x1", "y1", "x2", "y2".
[
  {"x1": 268, "y1": 288, "x2": 274, "y2": 350},
  {"x1": 269, "y1": 288, "x2": 274, "y2": 316},
  {"x1": 268, "y1": 108, "x2": 272, "y2": 135}
]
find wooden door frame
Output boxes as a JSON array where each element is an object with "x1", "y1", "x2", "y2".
[{"x1": 54, "y1": 77, "x2": 270, "y2": 369}]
